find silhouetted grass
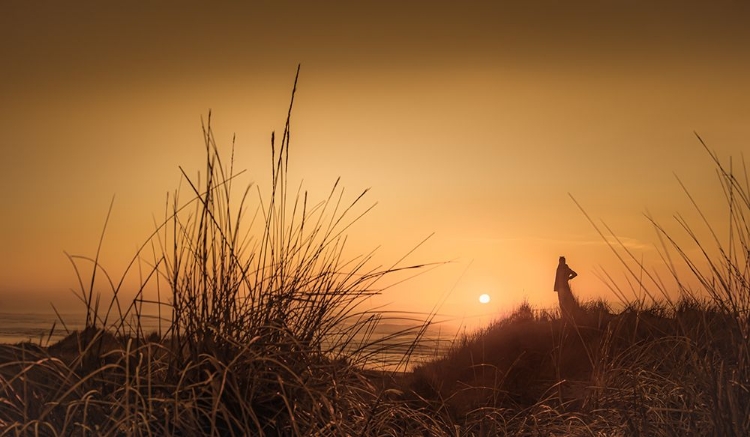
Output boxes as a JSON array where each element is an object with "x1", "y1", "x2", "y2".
[
  {"x1": 407, "y1": 296, "x2": 746, "y2": 435},
  {"x1": 0, "y1": 67, "x2": 444, "y2": 436},
  {"x1": 407, "y1": 140, "x2": 750, "y2": 435}
]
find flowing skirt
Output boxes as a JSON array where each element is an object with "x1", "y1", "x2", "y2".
[{"x1": 557, "y1": 284, "x2": 578, "y2": 320}]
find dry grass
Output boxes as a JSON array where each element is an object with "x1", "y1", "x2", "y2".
[
  {"x1": 408, "y1": 296, "x2": 748, "y2": 435},
  {"x1": 0, "y1": 67, "x2": 443, "y2": 436},
  {"x1": 407, "y1": 137, "x2": 750, "y2": 436}
]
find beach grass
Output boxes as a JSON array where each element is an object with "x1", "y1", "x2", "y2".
[
  {"x1": 1, "y1": 71, "x2": 748, "y2": 435},
  {"x1": 0, "y1": 68, "x2": 439, "y2": 436},
  {"x1": 405, "y1": 136, "x2": 750, "y2": 435}
]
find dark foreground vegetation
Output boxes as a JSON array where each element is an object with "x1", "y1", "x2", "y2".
[
  {"x1": 1, "y1": 74, "x2": 748, "y2": 435},
  {"x1": 408, "y1": 297, "x2": 749, "y2": 435}
]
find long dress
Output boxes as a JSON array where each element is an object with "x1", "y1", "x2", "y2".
[{"x1": 554, "y1": 263, "x2": 578, "y2": 319}]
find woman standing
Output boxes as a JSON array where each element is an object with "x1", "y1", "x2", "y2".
[{"x1": 554, "y1": 256, "x2": 578, "y2": 320}]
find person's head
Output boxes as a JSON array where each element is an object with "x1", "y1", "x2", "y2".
[{"x1": 559, "y1": 256, "x2": 566, "y2": 264}]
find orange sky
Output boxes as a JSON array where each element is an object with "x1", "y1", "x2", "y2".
[{"x1": 2, "y1": 1, "x2": 749, "y2": 329}]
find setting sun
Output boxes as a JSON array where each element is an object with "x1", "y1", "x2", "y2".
[{"x1": 479, "y1": 294, "x2": 491, "y2": 304}]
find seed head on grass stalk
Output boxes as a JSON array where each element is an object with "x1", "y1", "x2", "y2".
[
  {"x1": 140, "y1": 65, "x2": 442, "y2": 433},
  {"x1": 573, "y1": 135, "x2": 750, "y2": 436}
]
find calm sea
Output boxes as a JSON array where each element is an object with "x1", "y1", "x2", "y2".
[
  {"x1": 0, "y1": 312, "x2": 85, "y2": 345},
  {"x1": 0, "y1": 313, "x2": 456, "y2": 367},
  {"x1": 0, "y1": 312, "x2": 165, "y2": 346}
]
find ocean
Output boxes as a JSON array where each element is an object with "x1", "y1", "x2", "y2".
[
  {"x1": 0, "y1": 312, "x2": 165, "y2": 346},
  {"x1": 0, "y1": 312, "x2": 86, "y2": 345},
  {"x1": 0, "y1": 312, "x2": 457, "y2": 368}
]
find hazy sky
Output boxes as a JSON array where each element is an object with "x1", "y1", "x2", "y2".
[{"x1": 2, "y1": 1, "x2": 749, "y2": 328}]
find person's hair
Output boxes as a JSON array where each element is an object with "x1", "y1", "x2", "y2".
[{"x1": 559, "y1": 256, "x2": 566, "y2": 263}]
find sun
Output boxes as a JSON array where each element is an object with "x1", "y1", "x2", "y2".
[{"x1": 479, "y1": 294, "x2": 491, "y2": 304}]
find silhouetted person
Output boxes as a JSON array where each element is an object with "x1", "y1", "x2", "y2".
[{"x1": 554, "y1": 256, "x2": 578, "y2": 320}]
